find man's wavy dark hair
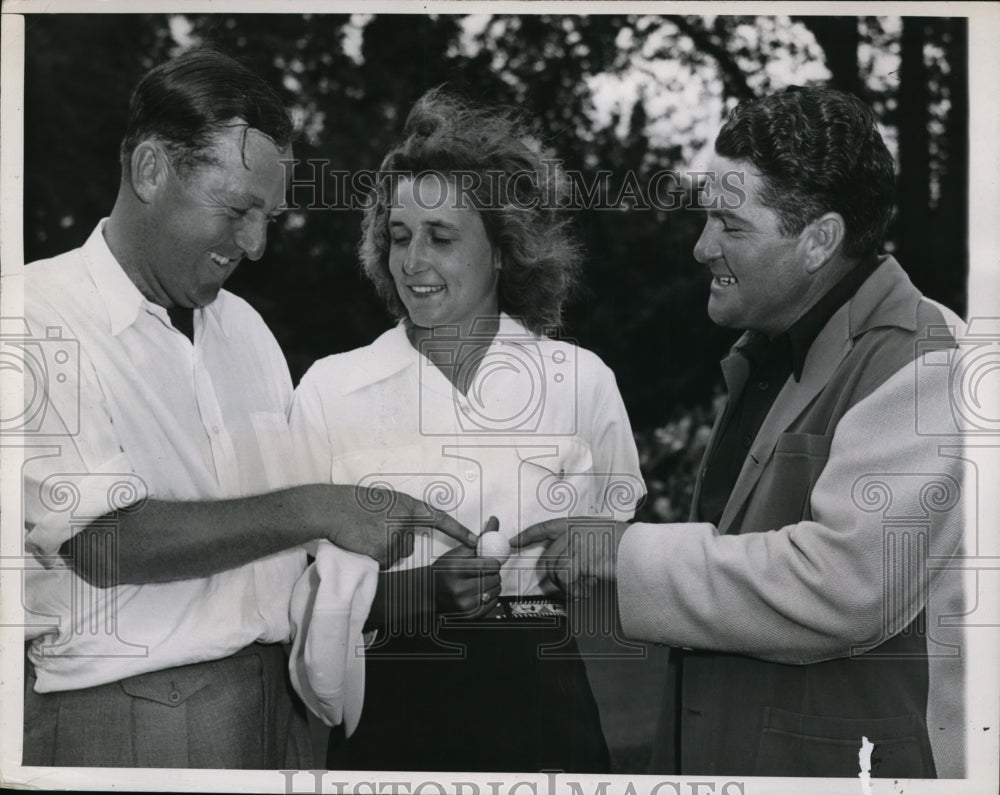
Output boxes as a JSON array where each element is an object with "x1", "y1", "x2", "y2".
[
  {"x1": 360, "y1": 88, "x2": 581, "y2": 336},
  {"x1": 715, "y1": 86, "x2": 895, "y2": 259},
  {"x1": 120, "y1": 49, "x2": 293, "y2": 178}
]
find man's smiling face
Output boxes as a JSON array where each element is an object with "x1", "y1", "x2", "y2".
[
  {"x1": 142, "y1": 123, "x2": 290, "y2": 308},
  {"x1": 694, "y1": 155, "x2": 815, "y2": 337}
]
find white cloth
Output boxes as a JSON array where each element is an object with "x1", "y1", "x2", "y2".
[
  {"x1": 290, "y1": 314, "x2": 644, "y2": 596},
  {"x1": 288, "y1": 541, "x2": 378, "y2": 734},
  {"x1": 21, "y1": 221, "x2": 305, "y2": 692}
]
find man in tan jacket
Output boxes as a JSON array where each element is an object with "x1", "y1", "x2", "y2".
[{"x1": 516, "y1": 86, "x2": 966, "y2": 778}]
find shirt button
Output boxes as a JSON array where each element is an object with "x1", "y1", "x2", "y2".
[
  {"x1": 742, "y1": 435, "x2": 752, "y2": 448},
  {"x1": 465, "y1": 471, "x2": 477, "y2": 481},
  {"x1": 212, "y1": 426, "x2": 220, "y2": 434},
  {"x1": 168, "y1": 690, "x2": 181, "y2": 704},
  {"x1": 758, "y1": 381, "x2": 769, "y2": 390}
]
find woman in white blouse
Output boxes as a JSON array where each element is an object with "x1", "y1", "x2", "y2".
[{"x1": 291, "y1": 89, "x2": 645, "y2": 773}]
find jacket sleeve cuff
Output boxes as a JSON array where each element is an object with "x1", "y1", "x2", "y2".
[{"x1": 615, "y1": 520, "x2": 717, "y2": 644}]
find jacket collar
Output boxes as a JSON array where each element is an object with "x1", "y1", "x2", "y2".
[
  {"x1": 847, "y1": 255, "x2": 922, "y2": 338},
  {"x1": 714, "y1": 256, "x2": 921, "y2": 533},
  {"x1": 725, "y1": 256, "x2": 919, "y2": 365}
]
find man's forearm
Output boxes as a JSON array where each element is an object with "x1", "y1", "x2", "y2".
[{"x1": 61, "y1": 484, "x2": 356, "y2": 587}]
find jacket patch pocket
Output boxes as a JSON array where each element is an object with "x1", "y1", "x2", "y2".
[
  {"x1": 773, "y1": 432, "x2": 833, "y2": 458},
  {"x1": 754, "y1": 706, "x2": 934, "y2": 778},
  {"x1": 747, "y1": 433, "x2": 833, "y2": 528}
]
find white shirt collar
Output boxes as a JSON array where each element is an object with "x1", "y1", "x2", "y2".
[
  {"x1": 79, "y1": 219, "x2": 231, "y2": 338},
  {"x1": 79, "y1": 219, "x2": 149, "y2": 337},
  {"x1": 342, "y1": 312, "x2": 539, "y2": 394}
]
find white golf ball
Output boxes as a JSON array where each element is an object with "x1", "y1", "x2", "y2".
[{"x1": 476, "y1": 531, "x2": 511, "y2": 564}]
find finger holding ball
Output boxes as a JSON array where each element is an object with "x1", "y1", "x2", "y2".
[{"x1": 475, "y1": 515, "x2": 511, "y2": 564}]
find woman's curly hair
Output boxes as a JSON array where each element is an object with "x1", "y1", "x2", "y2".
[{"x1": 359, "y1": 88, "x2": 581, "y2": 336}]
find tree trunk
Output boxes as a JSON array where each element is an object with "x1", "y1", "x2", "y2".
[
  {"x1": 894, "y1": 18, "x2": 932, "y2": 292},
  {"x1": 936, "y1": 18, "x2": 968, "y2": 316},
  {"x1": 797, "y1": 17, "x2": 863, "y2": 98}
]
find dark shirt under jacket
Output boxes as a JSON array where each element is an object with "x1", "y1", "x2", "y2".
[{"x1": 698, "y1": 255, "x2": 880, "y2": 527}]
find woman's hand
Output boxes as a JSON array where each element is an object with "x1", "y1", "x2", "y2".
[{"x1": 432, "y1": 545, "x2": 502, "y2": 618}]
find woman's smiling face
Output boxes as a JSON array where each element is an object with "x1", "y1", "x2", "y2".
[{"x1": 388, "y1": 175, "x2": 499, "y2": 334}]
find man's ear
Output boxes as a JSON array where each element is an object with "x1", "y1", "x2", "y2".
[
  {"x1": 130, "y1": 142, "x2": 168, "y2": 204},
  {"x1": 801, "y1": 212, "x2": 846, "y2": 274}
]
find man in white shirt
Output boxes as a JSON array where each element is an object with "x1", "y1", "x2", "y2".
[{"x1": 20, "y1": 49, "x2": 473, "y2": 768}]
